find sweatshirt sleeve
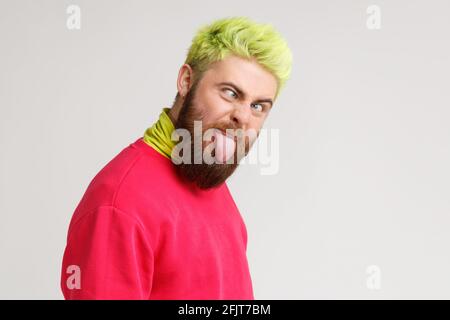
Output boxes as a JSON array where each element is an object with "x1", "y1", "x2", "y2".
[{"x1": 60, "y1": 206, "x2": 154, "y2": 299}]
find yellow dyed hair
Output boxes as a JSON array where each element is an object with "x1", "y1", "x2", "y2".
[{"x1": 184, "y1": 16, "x2": 293, "y2": 100}]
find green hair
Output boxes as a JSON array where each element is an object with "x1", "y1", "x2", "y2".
[{"x1": 184, "y1": 16, "x2": 293, "y2": 100}]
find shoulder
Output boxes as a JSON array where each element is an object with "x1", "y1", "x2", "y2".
[{"x1": 71, "y1": 137, "x2": 175, "y2": 224}]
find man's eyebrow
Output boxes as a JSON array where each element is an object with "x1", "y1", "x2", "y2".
[{"x1": 217, "y1": 81, "x2": 274, "y2": 107}]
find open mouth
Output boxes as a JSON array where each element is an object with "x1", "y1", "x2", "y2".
[
  {"x1": 217, "y1": 129, "x2": 237, "y2": 142},
  {"x1": 211, "y1": 128, "x2": 237, "y2": 163}
]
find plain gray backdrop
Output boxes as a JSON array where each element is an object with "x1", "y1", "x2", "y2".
[{"x1": 1, "y1": 0, "x2": 450, "y2": 299}]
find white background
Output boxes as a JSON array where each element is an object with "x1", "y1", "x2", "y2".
[{"x1": 1, "y1": 0, "x2": 449, "y2": 299}]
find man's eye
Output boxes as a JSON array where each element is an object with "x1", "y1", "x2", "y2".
[
  {"x1": 224, "y1": 88, "x2": 237, "y2": 98},
  {"x1": 251, "y1": 103, "x2": 263, "y2": 112}
]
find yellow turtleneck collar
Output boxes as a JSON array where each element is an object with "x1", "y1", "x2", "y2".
[{"x1": 143, "y1": 107, "x2": 176, "y2": 159}]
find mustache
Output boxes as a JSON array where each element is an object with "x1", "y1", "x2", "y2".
[{"x1": 177, "y1": 104, "x2": 250, "y2": 151}]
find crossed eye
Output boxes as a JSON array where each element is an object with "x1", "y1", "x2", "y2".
[{"x1": 223, "y1": 88, "x2": 264, "y2": 112}]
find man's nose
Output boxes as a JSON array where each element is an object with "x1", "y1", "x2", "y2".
[{"x1": 230, "y1": 103, "x2": 251, "y2": 130}]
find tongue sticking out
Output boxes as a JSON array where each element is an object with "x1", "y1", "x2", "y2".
[{"x1": 213, "y1": 129, "x2": 236, "y2": 163}]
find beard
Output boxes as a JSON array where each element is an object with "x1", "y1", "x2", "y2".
[{"x1": 173, "y1": 83, "x2": 251, "y2": 190}]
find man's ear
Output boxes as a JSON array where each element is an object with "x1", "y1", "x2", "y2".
[{"x1": 177, "y1": 64, "x2": 194, "y2": 98}]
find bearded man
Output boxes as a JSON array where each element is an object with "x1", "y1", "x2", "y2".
[{"x1": 61, "y1": 16, "x2": 292, "y2": 300}]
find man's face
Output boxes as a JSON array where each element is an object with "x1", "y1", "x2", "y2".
[{"x1": 174, "y1": 54, "x2": 278, "y2": 189}]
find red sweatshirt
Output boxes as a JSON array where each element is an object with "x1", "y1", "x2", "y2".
[{"x1": 60, "y1": 137, "x2": 254, "y2": 299}]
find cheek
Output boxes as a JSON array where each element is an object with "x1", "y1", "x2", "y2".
[
  {"x1": 205, "y1": 92, "x2": 228, "y2": 112},
  {"x1": 197, "y1": 93, "x2": 231, "y2": 121},
  {"x1": 249, "y1": 117, "x2": 265, "y2": 132}
]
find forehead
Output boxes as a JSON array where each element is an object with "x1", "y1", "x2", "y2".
[{"x1": 201, "y1": 54, "x2": 278, "y2": 99}]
